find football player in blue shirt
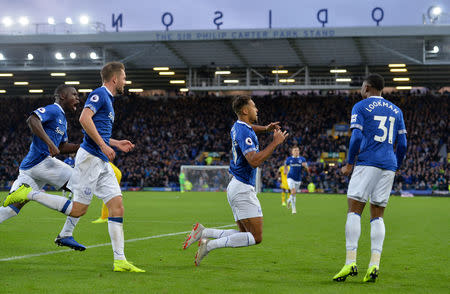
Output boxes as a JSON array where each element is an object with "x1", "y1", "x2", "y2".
[
  {"x1": 333, "y1": 74, "x2": 407, "y2": 283},
  {"x1": 183, "y1": 96, "x2": 288, "y2": 266},
  {"x1": 64, "y1": 155, "x2": 75, "y2": 167},
  {"x1": 285, "y1": 146, "x2": 308, "y2": 214},
  {"x1": 0, "y1": 85, "x2": 80, "y2": 228},
  {"x1": 5, "y1": 62, "x2": 144, "y2": 272}
]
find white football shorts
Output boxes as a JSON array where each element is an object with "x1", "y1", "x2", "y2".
[
  {"x1": 68, "y1": 147, "x2": 121, "y2": 205},
  {"x1": 287, "y1": 178, "x2": 301, "y2": 191},
  {"x1": 11, "y1": 156, "x2": 72, "y2": 192},
  {"x1": 347, "y1": 165, "x2": 395, "y2": 207},
  {"x1": 227, "y1": 177, "x2": 263, "y2": 221}
]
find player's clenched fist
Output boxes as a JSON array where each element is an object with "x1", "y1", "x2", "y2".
[
  {"x1": 341, "y1": 163, "x2": 354, "y2": 176},
  {"x1": 100, "y1": 144, "x2": 116, "y2": 161},
  {"x1": 48, "y1": 143, "x2": 60, "y2": 157},
  {"x1": 116, "y1": 140, "x2": 135, "y2": 152}
]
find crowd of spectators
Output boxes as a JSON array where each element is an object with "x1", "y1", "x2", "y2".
[{"x1": 0, "y1": 91, "x2": 447, "y2": 193}]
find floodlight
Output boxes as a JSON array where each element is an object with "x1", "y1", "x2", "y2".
[
  {"x1": 396, "y1": 86, "x2": 412, "y2": 90},
  {"x1": 80, "y1": 15, "x2": 89, "y2": 25},
  {"x1": 19, "y1": 17, "x2": 29, "y2": 26},
  {"x1": 330, "y1": 69, "x2": 347, "y2": 73},
  {"x1": 3, "y1": 17, "x2": 13, "y2": 27}
]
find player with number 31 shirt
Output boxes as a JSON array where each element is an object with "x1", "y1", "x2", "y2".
[{"x1": 333, "y1": 73, "x2": 407, "y2": 283}]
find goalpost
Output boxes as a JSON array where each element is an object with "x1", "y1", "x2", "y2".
[{"x1": 180, "y1": 165, "x2": 262, "y2": 193}]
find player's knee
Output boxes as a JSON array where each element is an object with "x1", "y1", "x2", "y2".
[
  {"x1": 70, "y1": 203, "x2": 88, "y2": 217},
  {"x1": 110, "y1": 206, "x2": 124, "y2": 217},
  {"x1": 108, "y1": 201, "x2": 124, "y2": 217},
  {"x1": 70, "y1": 208, "x2": 86, "y2": 218}
]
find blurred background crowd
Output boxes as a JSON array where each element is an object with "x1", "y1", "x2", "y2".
[{"x1": 0, "y1": 91, "x2": 447, "y2": 193}]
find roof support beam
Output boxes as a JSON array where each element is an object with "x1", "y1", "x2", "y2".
[
  {"x1": 289, "y1": 67, "x2": 305, "y2": 79},
  {"x1": 352, "y1": 37, "x2": 368, "y2": 64},
  {"x1": 372, "y1": 40, "x2": 423, "y2": 64},
  {"x1": 250, "y1": 68, "x2": 265, "y2": 79},
  {"x1": 118, "y1": 49, "x2": 147, "y2": 66},
  {"x1": 105, "y1": 47, "x2": 138, "y2": 67},
  {"x1": 161, "y1": 42, "x2": 191, "y2": 67},
  {"x1": 287, "y1": 39, "x2": 308, "y2": 66},
  {"x1": 223, "y1": 40, "x2": 249, "y2": 67}
]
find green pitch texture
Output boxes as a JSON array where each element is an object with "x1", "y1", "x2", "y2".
[{"x1": 0, "y1": 192, "x2": 448, "y2": 293}]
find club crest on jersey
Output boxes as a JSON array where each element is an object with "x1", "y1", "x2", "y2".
[
  {"x1": 90, "y1": 95, "x2": 99, "y2": 102},
  {"x1": 245, "y1": 137, "x2": 253, "y2": 145},
  {"x1": 84, "y1": 187, "x2": 92, "y2": 196},
  {"x1": 38, "y1": 107, "x2": 46, "y2": 113}
]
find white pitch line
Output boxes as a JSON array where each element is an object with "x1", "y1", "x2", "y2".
[{"x1": 0, "y1": 224, "x2": 235, "y2": 262}]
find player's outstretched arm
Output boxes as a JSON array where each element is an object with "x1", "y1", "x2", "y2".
[
  {"x1": 245, "y1": 129, "x2": 288, "y2": 168},
  {"x1": 27, "y1": 114, "x2": 60, "y2": 157},
  {"x1": 251, "y1": 122, "x2": 280, "y2": 134},
  {"x1": 110, "y1": 139, "x2": 135, "y2": 153},
  {"x1": 58, "y1": 142, "x2": 80, "y2": 154},
  {"x1": 79, "y1": 108, "x2": 115, "y2": 161}
]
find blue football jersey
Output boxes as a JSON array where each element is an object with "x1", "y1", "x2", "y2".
[
  {"x1": 350, "y1": 96, "x2": 406, "y2": 171},
  {"x1": 64, "y1": 156, "x2": 75, "y2": 168},
  {"x1": 286, "y1": 156, "x2": 306, "y2": 181},
  {"x1": 20, "y1": 103, "x2": 68, "y2": 170},
  {"x1": 229, "y1": 120, "x2": 259, "y2": 186},
  {"x1": 80, "y1": 86, "x2": 115, "y2": 162}
]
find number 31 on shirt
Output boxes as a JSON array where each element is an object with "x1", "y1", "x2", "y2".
[{"x1": 374, "y1": 115, "x2": 395, "y2": 144}]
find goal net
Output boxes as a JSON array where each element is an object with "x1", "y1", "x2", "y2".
[{"x1": 180, "y1": 165, "x2": 262, "y2": 193}]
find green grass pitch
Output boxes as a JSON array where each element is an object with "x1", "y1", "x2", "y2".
[{"x1": 0, "y1": 191, "x2": 448, "y2": 293}]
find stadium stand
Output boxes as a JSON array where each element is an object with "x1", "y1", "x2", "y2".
[
  {"x1": 0, "y1": 91, "x2": 447, "y2": 194},
  {"x1": 0, "y1": 25, "x2": 448, "y2": 195}
]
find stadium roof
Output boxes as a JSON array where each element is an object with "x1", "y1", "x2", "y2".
[{"x1": 0, "y1": 25, "x2": 449, "y2": 94}]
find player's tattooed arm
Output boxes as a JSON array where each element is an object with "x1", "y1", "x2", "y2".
[
  {"x1": 27, "y1": 113, "x2": 60, "y2": 157},
  {"x1": 245, "y1": 129, "x2": 288, "y2": 168},
  {"x1": 251, "y1": 121, "x2": 281, "y2": 134}
]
